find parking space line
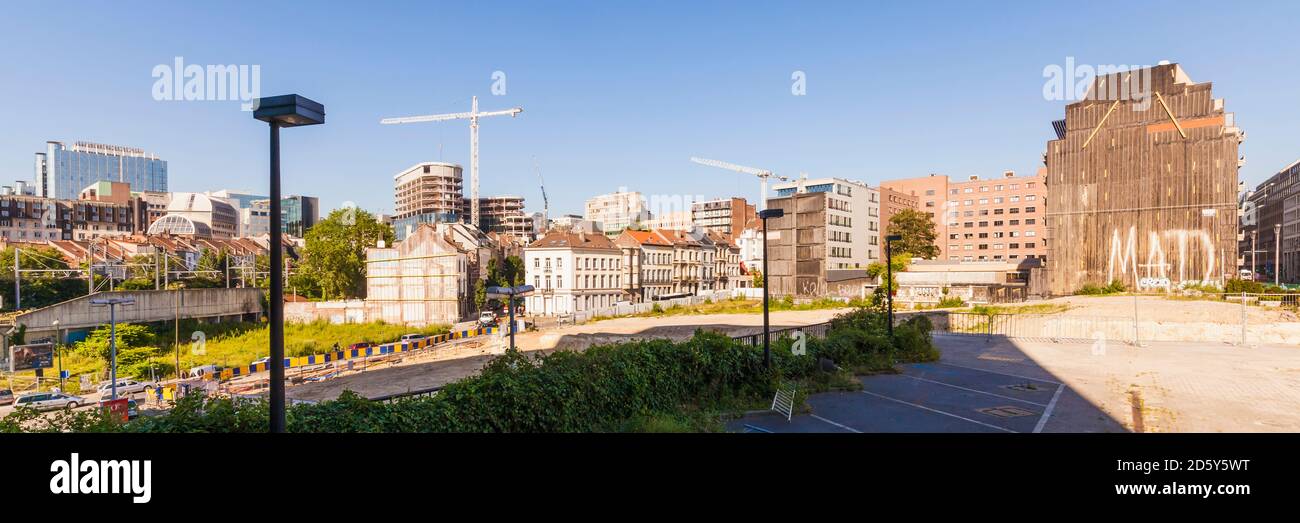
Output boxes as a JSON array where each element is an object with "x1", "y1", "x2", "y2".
[
  {"x1": 898, "y1": 374, "x2": 1049, "y2": 407},
  {"x1": 810, "y1": 414, "x2": 863, "y2": 433},
  {"x1": 934, "y1": 362, "x2": 1062, "y2": 386},
  {"x1": 861, "y1": 390, "x2": 1017, "y2": 433},
  {"x1": 1033, "y1": 383, "x2": 1066, "y2": 433}
]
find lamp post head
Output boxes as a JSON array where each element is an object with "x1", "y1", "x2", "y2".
[
  {"x1": 758, "y1": 208, "x2": 784, "y2": 220},
  {"x1": 253, "y1": 95, "x2": 325, "y2": 127}
]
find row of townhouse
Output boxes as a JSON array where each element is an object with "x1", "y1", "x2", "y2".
[{"x1": 523, "y1": 228, "x2": 749, "y2": 315}]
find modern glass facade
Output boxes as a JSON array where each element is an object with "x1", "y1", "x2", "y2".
[
  {"x1": 282, "y1": 195, "x2": 319, "y2": 238},
  {"x1": 35, "y1": 141, "x2": 168, "y2": 200}
]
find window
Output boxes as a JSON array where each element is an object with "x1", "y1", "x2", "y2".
[
  {"x1": 925, "y1": 201, "x2": 935, "y2": 208},
  {"x1": 978, "y1": 244, "x2": 988, "y2": 250},
  {"x1": 1010, "y1": 195, "x2": 1021, "y2": 202},
  {"x1": 993, "y1": 220, "x2": 1004, "y2": 227},
  {"x1": 964, "y1": 200, "x2": 973, "y2": 206},
  {"x1": 978, "y1": 198, "x2": 988, "y2": 205},
  {"x1": 1025, "y1": 195, "x2": 1036, "y2": 201},
  {"x1": 1009, "y1": 219, "x2": 1020, "y2": 225},
  {"x1": 994, "y1": 197, "x2": 1003, "y2": 203},
  {"x1": 1010, "y1": 208, "x2": 1020, "y2": 214},
  {"x1": 1025, "y1": 206, "x2": 1036, "y2": 213},
  {"x1": 925, "y1": 189, "x2": 936, "y2": 196},
  {"x1": 1025, "y1": 218, "x2": 1035, "y2": 225},
  {"x1": 1026, "y1": 243, "x2": 1036, "y2": 249}
]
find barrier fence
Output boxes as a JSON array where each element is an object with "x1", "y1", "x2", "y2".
[{"x1": 208, "y1": 326, "x2": 499, "y2": 380}]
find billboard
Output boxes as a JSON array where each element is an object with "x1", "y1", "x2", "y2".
[{"x1": 9, "y1": 342, "x2": 55, "y2": 372}]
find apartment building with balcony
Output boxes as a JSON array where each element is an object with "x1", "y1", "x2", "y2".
[
  {"x1": 478, "y1": 195, "x2": 535, "y2": 239},
  {"x1": 584, "y1": 190, "x2": 650, "y2": 236},
  {"x1": 656, "y1": 228, "x2": 703, "y2": 295},
  {"x1": 615, "y1": 229, "x2": 674, "y2": 302},
  {"x1": 770, "y1": 177, "x2": 880, "y2": 269},
  {"x1": 524, "y1": 230, "x2": 624, "y2": 315},
  {"x1": 691, "y1": 197, "x2": 756, "y2": 238},
  {"x1": 393, "y1": 162, "x2": 465, "y2": 241}
]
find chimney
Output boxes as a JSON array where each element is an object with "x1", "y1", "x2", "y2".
[
  {"x1": 1003, "y1": 170, "x2": 1015, "y2": 178},
  {"x1": 968, "y1": 175, "x2": 978, "y2": 181},
  {"x1": 578, "y1": 231, "x2": 587, "y2": 243}
]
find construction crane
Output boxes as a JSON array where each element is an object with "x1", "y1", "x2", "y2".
[
  {"x1": 382, "y1": 96, "x2": 523, "y2": 228},
  {"x1": 689, "y1": 157, "x2": 789, "y2": 211},
  {"x1": 534, "y1": 157, "x2": 549, "y2": 231}
]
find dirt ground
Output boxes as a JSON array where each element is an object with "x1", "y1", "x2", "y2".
[
  {"x1": 284, "y1": 308, "x2": 850, "y2": 402},
  {"x1": 1040, "y1": 294, "x2": 1299, "y2": 323}
]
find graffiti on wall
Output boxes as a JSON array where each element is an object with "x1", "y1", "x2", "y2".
[{"x1": 1107, "y1": 226, "x2": 1219, "y2": 287}]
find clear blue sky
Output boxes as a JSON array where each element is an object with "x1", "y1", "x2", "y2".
[{"x1": 2, "y1": 0, "x2": 1297, "y2": 217}]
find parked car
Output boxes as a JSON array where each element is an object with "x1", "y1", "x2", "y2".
[
  {"x1": 96, "y1": 379, "x2": 156, "y2": 396},
  {"x1": 400, "y1": 334, "x2": 426, "y2": 343},
  {"x1": 0, "y1": 389, "x2": 13, "y2": 406},
  {"x1": 14, "y1": 392, "x2": 85, "y2": 411},
  {"x1": 479, "y1": 311, "x2": 498, "y2": 328},
  {"x1": 347, "y1": 342, "x2": 373, "y2": 351},
  {"x1": 252, "y1": 356, "x2": 271, "y2": 366}
]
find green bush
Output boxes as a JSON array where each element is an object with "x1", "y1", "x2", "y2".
[
  {"x1": 1076, "y1": 279, "x2": 1126, "y2": 295},
  {"x1": 1225, "y1": 278, "x2": 1265, "y2": 294},
  {"x1": 11, "y1": 307, "x2": 938, "y2": 433},
  {"x1": 936, "y1": 296, "x2": 965, "y2": 308}
]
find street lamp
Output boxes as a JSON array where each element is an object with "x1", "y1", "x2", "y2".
[
  {"x1": 89, "y1": 297, "x2": 135, "y2": 400},
  {"x1": 884, "y1": 235, "x2": 903, "y2": 339},
  {"x1": 486, "y1": 285, "x2": 536, "y2": 352},
  {"x1": 757, "y1": 208, "x2": 784, "y2": 368},
  {"x1": 253, "y1": 94, "x2": 325, "y2": 434},
  {"x1": 1275, "y1": 223, "x2": 1283, "y2": 287}
]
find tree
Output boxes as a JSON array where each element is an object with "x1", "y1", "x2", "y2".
[
  {"x1": 867, "y1": 251, "x2": 910, "y2": 308},
  {"x1": 886, "y1": 209, "x2": 939, "y2": 259},
  {"x1": 292, "y1": 208, "x2": 394, "y2": 300},
  {"x1": 0, "y1": 246, "x2": 83, "y2": 311},
  {"x1": 751, "y1": 268, "x2": 763, "y2": 288}
]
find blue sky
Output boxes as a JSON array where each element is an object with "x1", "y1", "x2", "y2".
[{"x1": 2, "y1": 0, "x2": 1297, "y2": 217}]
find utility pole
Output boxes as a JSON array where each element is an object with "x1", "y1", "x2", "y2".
[
  {"x1": 1252, "y1": 230, "x2": 1258, "y2": 280},
  {"x1": 154, "y1": 250, "x2": 160, "y2": 290}
]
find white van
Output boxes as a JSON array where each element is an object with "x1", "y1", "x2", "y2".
[{"x1": 187, "y1": 364, "x2": 219, "y2": 378}]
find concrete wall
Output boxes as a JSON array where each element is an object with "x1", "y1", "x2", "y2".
[{"x1": 15, "y1": 288, "x2": 263, "y2": 340}]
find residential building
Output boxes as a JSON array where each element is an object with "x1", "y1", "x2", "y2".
[
  {"x1": 281, "y1": 195, "x2": 319, "y2": 238},
  {"x1": 1240, "y1": 159, "x2": 1300, "y2": 284},
  {"x1": 640, "y1": 210, "x2": 692, "y2": 231},
  {"x1": 75, "y1": 181, "x2": 150, "y2": 237},
  {"x1": 366, "y1": 224, "x2": 469, "y2": 325},
  {"x1": 1044, "y1": 63, "x2": 1242, "y2": 293},
  {"x1": 0, "y1": 194, "x2": 61, "y2": 242},
  {"x1": 883, "y1": 170, "x2": 1046, "y2": 262},
  {"x1": 770, "y1": 176, "x2": 880, "y2": 269},
  {"x1": 35, "y1": 141, "x2": 167, "y2": 200},
  {"x1": 735, "y1": 220, "x2": 765, "y2": 281},
  {"x1": 524, "y1": 230, "x2": 623, "y2": 315},
  {"x1": 691, "y1": 197, "x2": 757, "y2": 238},
  {"x1": 584, "y1": 190, "x2": 650, "y2": 236},
  {"x1": 878, "y1": 186, "x2": 919, "y2": 236},
  {"x1": 393, "y1": 162, "x2": 465, "y2": 241},
  {"x1": 478, "y1": 196, "x2": 534, "y2": 238},
  {"x1": 615, "y1": 229, "x2": 674, "y2": 302},
  {"x1": 550, "y1": 214, "x2": 601, "y2": 234},
  {"x1": 656, "y1": 228, "x2": 703, "y2": 295}
]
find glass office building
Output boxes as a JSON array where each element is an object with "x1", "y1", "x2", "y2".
[
  {"x1": 35, "y1": 141, "x2": 168, "y2": 200},
  {"x1": 282, "y1": 195, "x2": 319, "y2": 238}
]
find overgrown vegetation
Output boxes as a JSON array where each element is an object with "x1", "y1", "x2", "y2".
[
  {"x1": 11, "y1": 320, "x2": 450, "y2": 393},
  {"x1": 1074, "y1": 279, "x2": 1126, "y2": 295},
  {"x1": 3, "y1": 307, "x2": 937, "y2": 433},
  {"x1": 615, "y1": 295, "x2": 867, "y2": 320}
]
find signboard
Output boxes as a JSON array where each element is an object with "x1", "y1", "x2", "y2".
[
  {"x1": 9, "y1": 342, "x2": 55, "y2": 372},
  {"x1": 102, "y1": 398, "x2": 129, "y2": 423}
]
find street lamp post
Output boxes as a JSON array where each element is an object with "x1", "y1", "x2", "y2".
[
  {"x1": 254, "y1": 95, "x2": 325, "y2": 433},
  {"x1": 757, "y1": 208, "x2": 784, "y2": 368},
  {"x1": 884, "y1": 235, "x2": 902, "y2": 339},
  {"x1": 90, "y1": 297, "x2": 135, "y2": 400},
  {"x1": 486, "y1": 285, "x2": 536, "y2": 352},
  {"x1": 1276, "y1": 224, "x2": 1283, "y2": 287}
]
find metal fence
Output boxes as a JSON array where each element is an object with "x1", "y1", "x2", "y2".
[
  {"x1": 371, "y1": 386, "x2": 443, "y2": 403},
  {"x1": 732, "y1": 322, "x2": 831, "y2": 348}
]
